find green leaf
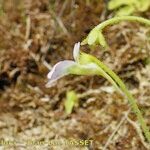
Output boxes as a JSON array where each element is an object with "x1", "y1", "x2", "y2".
[
  {"x1": 81, "y1": 38, "x2": 88, "y2": 45},
  {"x1": 87, "y1": 28, "x2": 99, "y2": 45},
  {"x1": 116, "y1": 5, "x2": 135, "y2": 16},
  {"x1": 136, "y1": 0, "x2": 150, "y2": 12},
  {"x1": 98, "y1": 32, "x2": 108, "y2": 48},
  {"x1": 64, "y1": 91, "x2": 78, "y2": 115},
  {"x1": 108, "y1": 0, "x2": 135, "y2": 10},
  {"x1": 108, "y1": 0, "x2": 150, "y2": 15}
]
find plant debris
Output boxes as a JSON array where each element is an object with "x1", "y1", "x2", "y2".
[{"x1": 0, "y1": 0, "x2": 150, "y2": 149}]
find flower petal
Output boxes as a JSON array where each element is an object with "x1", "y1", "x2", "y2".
[
  {"x1": 73, "y1": 42, "x2": 80, "y2": 62},
  {"x1": 46, "y1": 60, "x2": 76, "y2": 87}
]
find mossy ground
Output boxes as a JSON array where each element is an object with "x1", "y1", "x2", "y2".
[{"x1": 0, "y1": 0, "x2": 150, "y2": 149}]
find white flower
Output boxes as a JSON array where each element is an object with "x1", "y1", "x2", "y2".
[
  {"x1": 46, "y1": 60, "x2": 76, "y2": 87},
  {"x1": 73, "y1": 42, "x2": 80, "y2": 62},
  {"x1": 46, "y1": 42, "x2": 99, "y2": 87}
]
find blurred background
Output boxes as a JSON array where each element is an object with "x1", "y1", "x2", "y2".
[{"x1": 0, "y1": 0, "x2": 150, "y2": 149}]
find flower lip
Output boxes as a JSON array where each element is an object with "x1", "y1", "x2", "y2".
[
  {"x1": 47, "y1": 61, "x2": 62, "y2": 79},
  {"x1": 46, "y1": 60, "x2": 76, "y2": 87},
  {"x1": 73, "y1": 42, "x2": 80, "y2": 62}
]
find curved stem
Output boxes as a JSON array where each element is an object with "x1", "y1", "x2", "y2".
[
  {"x1": 83, "y1": 15, "x2": 150, "y2": 141},
  {"x1": 90, "y1": 16, "x2": 150, "y2": 142},
  {"x1": 96, "y1": 60, "x2": 150, "y2": 142},
  {"x1": 95, "y1": 16, "x2": 150, "y2": 30}
]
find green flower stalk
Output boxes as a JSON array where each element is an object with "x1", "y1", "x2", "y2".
[
  {"x1": 47, "y1": 16, "x2": 150, "y2": 142},
  {"x1": 82, "y1": 16, "x2": 150, "y2": 142},
  {"x1": 82, "y1": 16, "x2": 150, "y2": 49}
]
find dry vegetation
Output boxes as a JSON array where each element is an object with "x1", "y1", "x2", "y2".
[{"x1": 0, "y1": 0, "x2": 150, "y2": 150}]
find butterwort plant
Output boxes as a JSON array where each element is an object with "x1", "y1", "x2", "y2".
[
  {"x1": 64, "y1": 90, "x2": 79, "y2": 115},
  {"x1": 46, "y1": 16, "x2": 150, "y2": 142},
  {"x1": 108, "y1": 0, "x2": 150, "y2": 16}
]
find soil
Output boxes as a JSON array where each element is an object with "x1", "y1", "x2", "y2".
[{"x1": 0, "y1": 0, "x2": 150, "y2": 150}]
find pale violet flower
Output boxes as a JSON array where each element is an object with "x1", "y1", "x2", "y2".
[
  {"x1": 46, "y1": 42, "x2": 120, "y2": 92},
  {"x1": 46, "y1": 42, "x2": 100, "y2": 87}
]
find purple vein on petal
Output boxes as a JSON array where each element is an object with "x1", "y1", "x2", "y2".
[{"x1": 46, "y1": 60, "x2": 76, "y2": 87}]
